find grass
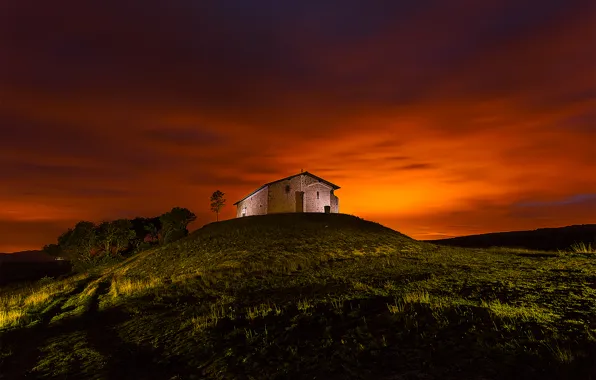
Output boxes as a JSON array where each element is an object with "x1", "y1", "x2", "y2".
[
  {"x1": 569, "y1": 241, "x2": 595, "y2": 254},
  {"x1": 0, "y1": 213, "x2": 595, "y2": 379},
  {"x1": 0, "y1": 309, "x2": 26, "y2": 329}
]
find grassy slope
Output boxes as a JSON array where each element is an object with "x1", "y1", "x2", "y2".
[{"x1": 0, "y1": 213, "x2": 595, "y2": 379}]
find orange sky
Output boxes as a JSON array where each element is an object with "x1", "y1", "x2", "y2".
[{"x1": 0, "y1": 1, "x2": 595, "y2": 252}]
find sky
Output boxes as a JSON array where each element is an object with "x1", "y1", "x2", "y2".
[{"x1": 0, "y1": 0, "x2": 595, "y2": 252}]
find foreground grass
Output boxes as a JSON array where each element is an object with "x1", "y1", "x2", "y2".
[{"x1": 1, "y1": 214, "x2": 595, "y2": 379}]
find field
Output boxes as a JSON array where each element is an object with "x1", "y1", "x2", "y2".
[{"x1": 0, "y1": 213, "x2": 595, "y2": 379}]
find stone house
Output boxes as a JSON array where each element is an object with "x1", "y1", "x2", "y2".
[{"x1": 233, "y1": 171, "x2": 340, "y2": 217}]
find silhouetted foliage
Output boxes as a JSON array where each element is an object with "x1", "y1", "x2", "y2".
[
  {"x1": 210, "y1": 190, "x2": 226, "y2": 221},
  {"x1": 159, "y1": 207, "x2": 196, "y2": 245},
  {"x1": 64, "y1": 222, "x2": 97, "y2": 260},
  {"x1": 97, "y1": 221, "x2": 117, "y2": 254},
  {"x1": 113, "y1": 219, "x2": 136, "y2": 254},
  {"x1": 42, "y1": 243, "x2": 62, "y2": 257},
  {"x1": 130, "y1": 217, "x2": 161, "y2": 252},
  {"x1": 42, "y1": 208, "x2": 194, "y2": 271}
]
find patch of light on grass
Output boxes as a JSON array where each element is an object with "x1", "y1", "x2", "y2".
[
  {"x1": 0, "y1": 309, "x2": 26, "y2": 329},
  {"x1": 109, "y1": 277, "x2": 162, "y2": 298},
  {"x1": 569, "y1": 242, "x2": 595, "y2": 254},
  {"x1": 402, "y1": 290, "x2": 430, "y2": 304},
  {"x1": 23, "y1": 290, "x2": 51, "y2": 307},
  {"x1": 191, "y1": 304, "x2": 236, "y2": 333},
  {"x1": 481, "y1": 299, "x2": 557, "y2": 323},
  {"x1": 0, "y1": 294, "x2": 24, "y2": 309}
]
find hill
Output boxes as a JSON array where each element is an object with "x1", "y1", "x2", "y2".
[
  {"x1": 429, "y1": 224, "x2": 596, "y2": 251},
  {"x1": 0, "y1": 250, "x2": 72, "y2": 285},
  {"x1": 0, "y1": 213, "x2": 594, "y2": 379},
  {"x1": 0, "y1": 250, "x2": 55, "y2": 263}
]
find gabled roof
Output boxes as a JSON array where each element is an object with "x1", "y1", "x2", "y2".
[{"x1": 233, "y1": 171, "x2": 340, "y2": 205}]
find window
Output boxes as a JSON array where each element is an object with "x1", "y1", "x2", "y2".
[
  {"x1": 316, "y1": 191, "x2": 319, "y2": 199},
  {"x1": 285, "y1": 185, "x2": 290, "y2": 193}
]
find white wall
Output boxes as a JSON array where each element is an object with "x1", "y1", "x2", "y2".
[
  {"x1": 304, "y1": 182, "x2": 333, "y2": 212},
  {"x1": 236, "y1": 173, "x2": 340, "y2": 217},
  {"x1": 267, "y1": 176, "x2": 303, "y2": 213},
  {"x1": 235, "y1": 187, "x2": 268, "y2": 217}
]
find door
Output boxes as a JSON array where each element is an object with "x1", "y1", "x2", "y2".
[{"x1": 295, "y1": 191, "x2": 304, "y2": 212}]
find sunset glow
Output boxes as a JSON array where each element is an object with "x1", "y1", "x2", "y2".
[{"x1": 0, "y1": 1, "x2": 594, "y2": 252}]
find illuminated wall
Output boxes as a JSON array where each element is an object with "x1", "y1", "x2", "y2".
[
  {"x1": 235, "y1": 187, "x2": 268, "y2": 217},
  {"x1": 303, "y1": 182, "x2": 333, "y2": 213},
  {"x1": 330, "y1": 192, "x2": 339, "y2": 213},
  {"x1": 267, "y1": 176, "x2": 304, "y2": 213},
  {"x1": 236, "y1": 174, "x2": 340, "y2": 217}
]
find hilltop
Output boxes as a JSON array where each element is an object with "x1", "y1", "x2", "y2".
[
  {"x1": 429, "y1": 224, "x2": 596, "y2": 251},
  {"x1": 1, "y1": 214, "x2": 595, "y2": 379}
]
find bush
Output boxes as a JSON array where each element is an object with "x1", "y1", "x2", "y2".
[{"x1": 569, "y1": 242, "x2": 595, "y2": 254}]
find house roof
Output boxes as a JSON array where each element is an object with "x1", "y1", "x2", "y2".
[{"x1": 233, "y1": 171, "x2": 340, "y2": 205}]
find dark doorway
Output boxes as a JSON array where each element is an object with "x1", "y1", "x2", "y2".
[
  {"x1": 295, "y1": 191, "x2": 304, "y2": 212},
  {"x1": 324, "y1": 205, "x2": 331, "y2": 214}
]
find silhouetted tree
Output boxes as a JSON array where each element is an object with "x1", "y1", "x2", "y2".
[
  {"x1": 58, "y1": 221, "x2": 97, "y2": 263},
  {"x1": 98, "y1": 221, "x2": 117, "y2": 254},
  {"x1": 97, "y1": 219, "x2": 136, "y2": 255},
  {"x1": 144, "y1": 217, "x2": 161, "y2": 242},
  {"x1": 57, "y1": 229, "x2": 74, "y2": 252},
  {"x1": 42, "y1": 243, "x2": 62, "y2": 257},
  {"x1": 210, "y1": 190, "x2": 226, "y2": 221},
  {"x1": 159, "y1": 207, "x2": 196, "y2": 244},
  {"x1": 131, "y1": 217, "x2": 161, "y2": 243}
]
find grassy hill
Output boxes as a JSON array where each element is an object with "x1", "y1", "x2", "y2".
[
  {"x1": 429, "y1": 224, "x2": 596, "y2": 252},
  {"x1": 0, "y1": 213, "x2": 595, "y2": 379}
]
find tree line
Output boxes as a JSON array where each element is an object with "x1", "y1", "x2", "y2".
[
  {"x1": 42, "y1": 190, "x2": 226, "y2": 270},
  {"x1": 42, "y1": 207, "x2": 196, "y2": 270}
]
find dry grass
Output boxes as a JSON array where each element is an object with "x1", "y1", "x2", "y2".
[
  {"x1": 481, "y1": 299, "x2": 557, "y2": 323},
  {"x1": 0, "y1": 309, "x2": 26, "y2": 329},
  {"x1": 569, "y1": 242, "x2": 595, "y2": 254},
  {"x1": 402, "y1": 290, "x2": 431, "y2": 304},
  {"x1": 108, "y1": 277, "x2": 162, "y2": 298},
  {"x1": 23, "y1": 290, "x2": 51, "y2": 307}
]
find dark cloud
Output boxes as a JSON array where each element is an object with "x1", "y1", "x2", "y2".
[
  {"x1": 183, "y1": 173, "x2": 261, "y2": 188},
  {"x1": 144, "y1": 128, "x2": 226, "y2": 147},
  {"x1": 397, "y1": 163, "x2": 436, "y2": 171},
  {"x1": 0, "y1": 112, "x2": 106, "y2": 158},
  {"x1": 515, "y1": 194, "x2": 596, "y2": 208}
]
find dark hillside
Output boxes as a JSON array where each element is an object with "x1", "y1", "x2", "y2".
[
  {"x1": 0, "y1": 251, "x2": 72, "y2": 285},
  {"x1": 123, "y1": 212, "x2": 419, "y2": 280},
  {"x1": 1, "y1": 214, "x2": 594, "y2": 379},
  {"x1": 0, "y1": 250, "x2": 55, "y2": 263},
  {"x1": 429, "y1": 224, "x2": 596, "y2": 251}
]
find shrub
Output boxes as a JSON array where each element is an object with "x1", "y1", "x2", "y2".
[{"x1": 568, "y1": 242, "x2": 595, "y2": 254}]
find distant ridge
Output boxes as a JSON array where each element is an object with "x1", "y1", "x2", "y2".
[
  {"x1": 428, "y1": 224, "x2": 596, "y2": 251},
  {"x1": 0, "y1": 250, "x2": 55, "y2": 263}
]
